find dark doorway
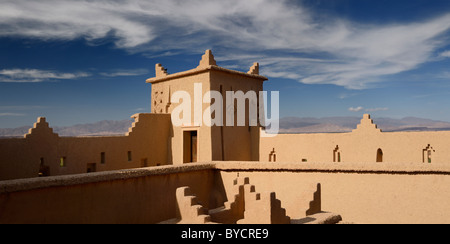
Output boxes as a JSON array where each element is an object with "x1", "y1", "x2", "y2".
[
  {"x1": 183, "y1": 130, "x2": 198, "y2": 163},
  {"x1": 38, "y1": 157, "x2": 50, "y2": 177}
]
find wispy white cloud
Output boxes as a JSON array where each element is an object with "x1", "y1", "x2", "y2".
[
  {"x1": 349, "y1": 106, "x2": 389, "y2": 112},
  {"x1": 0, "y1": 67, "x2": 149, "y2": 82},
  {"x1": 365, "y1": 107, "x2": 389, "y2": 112},
  {"x1": 1, "y1": 0, "x2": 450, "y2": 88},
  {"x1": 0, "y1": 113, "x2": 25, "y2": 117},
  {"x1": 0, "y1": 105, "x2": 48, "y2": 110},
  {"x1": 0, "y1": 105, "x2": 49, "y2": 118},
  {"x1": 0, "y1": 0, "x2": 154, "y2": 48},
  {"x1": 338, "y1": 93, "x2": 360, "y2": 99},
  {"x1": 0, "y1": 69, "x2": 90, "y2": 82},
  {"x1": 440, "y1": 50, "x2": 450, "y2": 57},
  {"x1": 349, "y1": 106, "x2": 364, "y2": 112},
  {"x1": 100, "y1": 69, "x2": 149, "y2": 77},
  {"x1": 439, "y1": 71, "x2": 450, "y2": 78}
]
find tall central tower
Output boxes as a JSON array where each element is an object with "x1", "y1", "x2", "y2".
[{"x1": 146, "y1": 50, "x2": 268, "y2": 164}]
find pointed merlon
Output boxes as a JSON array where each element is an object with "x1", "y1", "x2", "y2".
[
  {"x1": 37, "y1": 117, "x2": 46, "y2": 124},
  {"x1": 248, "y1": 62, "x2": 259, "y2": 75},
  {"x1": 352, "y1": 114, "x2": 382, "y2": 133},
  {"x1": 155, "y1": 63, "x2": 168, "y2": 77},
  {"x1": 25, "y1": 117, "x2": 58, "y2": 138},
  {"x1": 197, "y1": 50, "x2": 217, "y2": 68}
]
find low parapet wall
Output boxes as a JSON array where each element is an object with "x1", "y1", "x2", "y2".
[
  {"x1": 0, "y1": 163, "x2": 217, "y2": 224},
  {"x1": 214, "y1": 161, "x2": 450, "y2": 174},
  {"x1": 215, "y1": 162, "x2": 450, "y2": 224},
  {"x1": 1, "y1": 162, "x2": 450, "y2": 224},
  {"x1": 260, "y1": 114, "x2": 450, "y2": 165}
]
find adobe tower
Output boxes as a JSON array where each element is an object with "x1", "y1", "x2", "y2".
[{"x1": 146, "y1": 50, "x2": 268, "y2": 164}]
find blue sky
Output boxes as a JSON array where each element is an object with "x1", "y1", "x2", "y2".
[{"x1": 1, "y1": 0, "x2": 450, "y2": 128}]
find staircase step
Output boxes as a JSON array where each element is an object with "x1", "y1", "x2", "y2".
[
  {"x1": 199, "y1": 215, "x2": 212, "y2": 223},
  {"x1": 191, "y1": 205, "x2": 207, "y2": 215}
]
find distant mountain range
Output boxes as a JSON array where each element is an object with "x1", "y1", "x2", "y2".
[
  {"x1": 1, "y1": 116, "x2": 450, "y2": 138},
  {"x1": 0, "y1": 120, "x2": 133, "y2": 138},
  {"x1": 279, "y1": 116, "x2": 450, "y2": 133}
]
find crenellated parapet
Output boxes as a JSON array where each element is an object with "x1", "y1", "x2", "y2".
[{"x1": 146, "y1": 50, "x2": 267, "y2": 84}]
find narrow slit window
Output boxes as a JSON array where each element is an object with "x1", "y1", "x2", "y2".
[
  {"x1": 333, "y1": 145, "x2": 341, "y2": 163},
  {"x1": 422, "y1": 144, "x2": 434, "y2": 163},
  {"x1": 101, "y1": 152, "x2": 106, "y2": 164},
  {"x1": 269, "y1": 148, "x2": 276, "y2": 162},
  {"x1": 127, "y1": 151, "x2": 132, "y2": 162}
]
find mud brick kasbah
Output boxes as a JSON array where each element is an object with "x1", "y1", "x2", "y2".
[{"x1": 1, "y1": 50, "x2": 449, "y2": 224}]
